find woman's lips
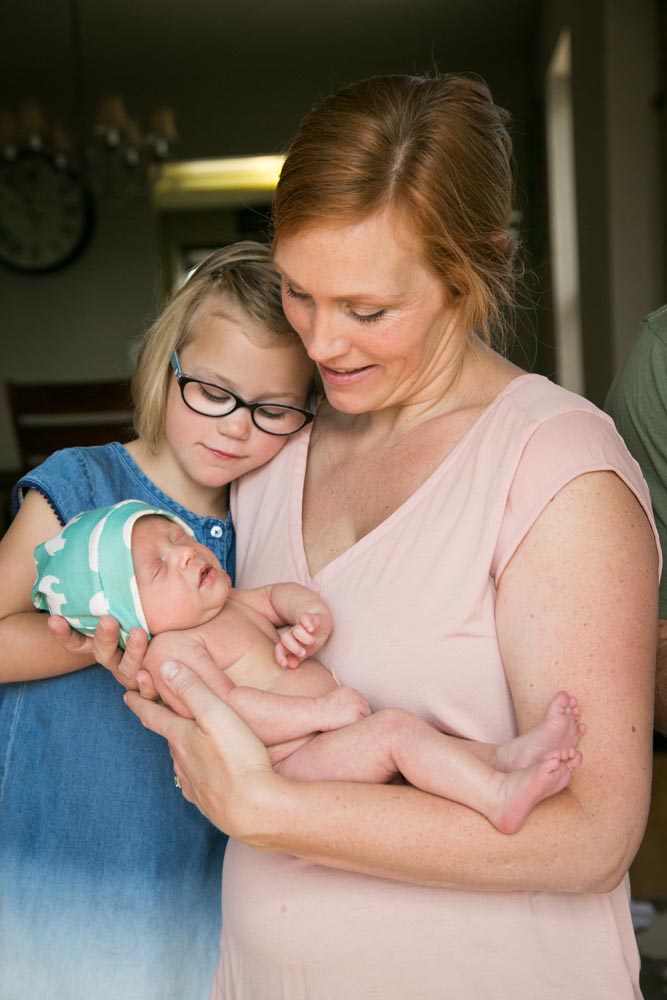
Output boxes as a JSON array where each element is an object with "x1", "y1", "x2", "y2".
[{"x1": 318, "y1": 363, "x2": 375, "y2": 386}]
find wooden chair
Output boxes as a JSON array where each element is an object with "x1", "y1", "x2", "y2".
[{"x1": 5, "y1": 379, "x2": 135, "y2": 473}]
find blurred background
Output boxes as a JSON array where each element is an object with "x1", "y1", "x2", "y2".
[{"x1": 1, "y1": 0, "x2": 664, "y2": 465}]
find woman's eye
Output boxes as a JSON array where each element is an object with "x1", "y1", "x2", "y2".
[
  {"x1": 285, "y1": 283, "x2": 308, "y2": 301},
  {"x1": 351, "y1": 309, "x2": 386, "y2": 324}
]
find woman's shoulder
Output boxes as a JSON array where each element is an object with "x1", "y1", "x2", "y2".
[
  {"x1": 498, "y1": 373, "x2": 606, "y2": 426},
  {"x1": 489, "y1": 375, "x2": 659, "y2": 580}
]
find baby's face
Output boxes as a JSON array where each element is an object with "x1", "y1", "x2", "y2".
[{"x1": 132, "y1": 515, "x2": 231, "y2": 633}]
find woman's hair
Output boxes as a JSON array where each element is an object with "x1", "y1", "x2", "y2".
[
  {"x1": 273, "y1": 74, "x2": 519, "y2": 347},
  {"x1": 132, "y1": 241, "x2": 301, "y2": 451}
]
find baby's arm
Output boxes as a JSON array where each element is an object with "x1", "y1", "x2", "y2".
[
  {"x1": 0, "y1": 490, "x2": 95, "y2": 681},
  {"x1": 236, "y1": 582, "x2": 333, "y2": 668}
]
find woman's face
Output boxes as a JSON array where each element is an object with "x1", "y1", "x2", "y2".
[{"x1": 274, "y1": 208, "x2": 465, "y2": 416}]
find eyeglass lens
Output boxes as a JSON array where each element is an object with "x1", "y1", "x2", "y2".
[{"x1": 181, "y1": 379, "x2": 308, "y2": 433}]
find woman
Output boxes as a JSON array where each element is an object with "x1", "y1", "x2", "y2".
[{"x1": 120, "y1": 74, "x2": 658, "y2": 998}]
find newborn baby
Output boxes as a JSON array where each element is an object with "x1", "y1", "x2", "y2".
[{"x1": 33, "y1": 500, "x2": 585, "y2": 834}]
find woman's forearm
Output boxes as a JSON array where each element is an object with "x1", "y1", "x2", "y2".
[{"x1": 225, "y1": 772, "x2": 636, "y2": 894}]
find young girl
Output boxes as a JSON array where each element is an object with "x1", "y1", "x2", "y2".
[{"x1": 0, "y1": 243, "x2": 315, "y2": 1000}]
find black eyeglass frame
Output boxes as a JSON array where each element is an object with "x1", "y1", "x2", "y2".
[{"x1": 170, "y1": 351, "x2": 316, "y2": 437}]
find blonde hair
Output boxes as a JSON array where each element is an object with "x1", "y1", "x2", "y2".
[
  {"x1": 133, "y1": 241, "x2": 301, "y2": 451},
  {"x1": 274, "y1": 74, "x2": 519, "y2": 347}
]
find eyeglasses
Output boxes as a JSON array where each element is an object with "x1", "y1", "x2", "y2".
[{"x1": 170, "y1": 352, "x2": 315, "y2": 436}]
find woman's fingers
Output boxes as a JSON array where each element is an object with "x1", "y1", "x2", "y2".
[
  {"x1": 126, "y1": 660, "x2": 277, "y2": 836},
  {"x1": 158, "y1": 660, "x2": 232, "y2": 729},
  {"x1": 124, "y1": 688, "x2": 184, "y2": 742}
]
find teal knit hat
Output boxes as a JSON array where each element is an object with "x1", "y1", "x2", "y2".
[{"x1": 32, "y1": 500, "x2": 193, "y2": 648}]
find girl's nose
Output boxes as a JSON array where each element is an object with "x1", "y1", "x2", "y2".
[{"x1": 216, "y1": 406, "x2": 252, "y2": 439}]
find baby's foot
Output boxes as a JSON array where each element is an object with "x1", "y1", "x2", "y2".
[
  {"x1": 498, "y1": 691, "x2": 586, "y2": 773},
  {"x1": 315, "y1": 686, "x2": 372, "y2": 732},
  {"x1": 491, "y1": 747, "x2": 583, "y2": 835}
]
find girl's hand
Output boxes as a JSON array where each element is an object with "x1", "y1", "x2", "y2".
[
  {"x1": 125, "y1": 660, "x2": 279, "y2": 837},
  {"x1": 48, "y1": 614, "x2": 150, "y2": 691},
  {"x1": 275, "y1": 612, "x2": 331, "y2": 668}
]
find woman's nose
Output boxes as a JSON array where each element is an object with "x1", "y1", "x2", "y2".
[{"x1": 302, "y1": 308, "x2": 350, "y2": 364}]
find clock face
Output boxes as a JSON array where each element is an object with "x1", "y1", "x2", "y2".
[{"x1": 0, "y1": 153, "x2": 94, "y2": 273}]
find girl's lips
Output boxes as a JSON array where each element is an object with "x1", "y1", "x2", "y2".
[
  {"x1": 202, "y1": 444, "x2": 243, "y2": 460},
  {"x1": 318, "y1": 363, "x2": 376, "y2": 386}
]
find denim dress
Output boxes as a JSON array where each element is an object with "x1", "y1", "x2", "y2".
[{"x1": 0, "y1": 443, "x2": 233, "y2": 1000}]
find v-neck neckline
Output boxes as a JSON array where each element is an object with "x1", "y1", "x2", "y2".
[{"x1": 292, "y1": 373, "x2": 539, "y2": 585}]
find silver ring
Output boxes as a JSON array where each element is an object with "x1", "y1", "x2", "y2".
[{"x1": 174, "y1": 774, "x2": 182, "y2": 790}]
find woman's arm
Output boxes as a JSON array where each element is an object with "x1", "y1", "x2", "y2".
[{"x1": 127, "y1": 471, "x2": 658, "y2": 893}]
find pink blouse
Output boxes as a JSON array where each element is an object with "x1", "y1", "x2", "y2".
[{"x1": 218, "y1": 374, "x2": 658, "y2": 1000}]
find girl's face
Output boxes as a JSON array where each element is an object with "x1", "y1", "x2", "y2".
[
  {"x1": 274, "y1": 208, "x2": 465, "y2": 417},
  {"x1": 161, "y1": 299, "x2": 314, "y2": 495}
]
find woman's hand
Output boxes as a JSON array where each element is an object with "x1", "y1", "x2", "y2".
[
  {"x1": 125, "y1": 661, "x2": 278, "y2": 836},
  {"x1": 48, "y1": 614, "x2": 150, "y2": 691}
]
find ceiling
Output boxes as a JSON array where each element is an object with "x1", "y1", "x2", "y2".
[{"x1": 2, "y1": 0, "x2": 543, "y2": 159}]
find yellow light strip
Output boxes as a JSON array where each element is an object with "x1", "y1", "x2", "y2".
[{"x1": 154, "y1": 155, "x2": 285, "y2": 198}]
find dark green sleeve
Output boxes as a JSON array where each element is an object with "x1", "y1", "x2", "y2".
[{"x1": 605, "y1": 308, "x2": 667, "y2": 616}]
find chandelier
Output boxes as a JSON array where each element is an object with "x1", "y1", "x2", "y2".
[
  {"x1": 0, "y1": 0, "x2": 179, "y2": 272},
  {"x1": 0, "y1": 96, "x2": 178, "y2": 206}
]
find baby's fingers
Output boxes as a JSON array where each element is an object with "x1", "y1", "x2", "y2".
[
  {"x1": 280, "y1": 631, "x2": 307, "y2": 659},
  {"x1": 274, "y1": 641, "x2": 301, "y2": 670}
]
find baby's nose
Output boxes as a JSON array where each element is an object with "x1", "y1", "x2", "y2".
[{"x1": 176, "y1": 543, "x2": 196, "y2": 568}]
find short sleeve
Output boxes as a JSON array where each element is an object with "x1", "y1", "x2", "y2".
[
  {"x1": 492, "y1": 409, "x2": 661, "y2": 583},
  {"x1": 605, "y1": 310, "x2": 667, "y2": 616}
]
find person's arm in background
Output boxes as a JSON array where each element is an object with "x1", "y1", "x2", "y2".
[
  {"x1": 605, "y1": 306, "x2": 667, "y2": 735},
  {"x1": 657, "y1": 619, "x2": 667, "y2": 734}
]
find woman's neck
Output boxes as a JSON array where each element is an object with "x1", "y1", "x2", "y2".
[{"x1": 321, "y1": 338, "x2": 520, "y2": 445}]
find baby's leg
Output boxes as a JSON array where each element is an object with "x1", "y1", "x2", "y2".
[{"x1": 276, "y1": 708, "x2": 582, "y2": 834}]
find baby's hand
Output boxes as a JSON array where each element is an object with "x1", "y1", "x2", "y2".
[{"x1": 275, "y1": 612, "x2": 332, "y2": 669}]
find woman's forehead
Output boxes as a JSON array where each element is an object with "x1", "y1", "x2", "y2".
[{"x1": 275, "y1": 211, "x2": 429, "y2": 295}]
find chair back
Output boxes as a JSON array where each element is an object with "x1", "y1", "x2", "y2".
[{"x1": 6, "y1": 379, "x2": 135, "y2": 473}]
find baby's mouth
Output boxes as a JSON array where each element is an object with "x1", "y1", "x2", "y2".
[{"x1": 198, "y1": 565, "x2": 215, "y2": 587}]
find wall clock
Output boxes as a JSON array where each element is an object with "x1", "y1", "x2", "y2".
[{"x1": 0, "y1": 152, "x2": 94, "y2": 273}]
